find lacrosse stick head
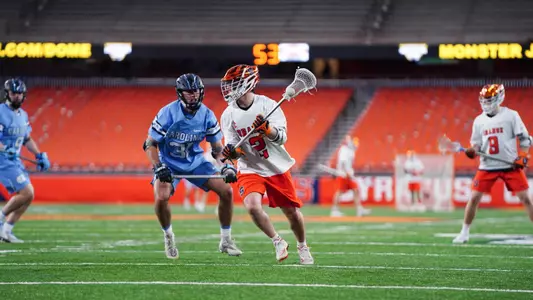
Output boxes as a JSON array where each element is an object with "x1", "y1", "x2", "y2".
[
  {"x1": 283, "y1": 68, "x2": 317, "y2": 100},
  {"x1": 438, "y1": 135, "x2": 463, "y2": 154}
]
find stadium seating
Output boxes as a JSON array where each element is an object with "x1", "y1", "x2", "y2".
[
  {"x1": 338, "y1": 87, "x2": 533, "y2": 172},
  {"x1": 20, "y1": 86, "x2": 352, "y2": 171},
  {"x1": 5, "y1": 0, "x2": 533, "y2": 45}
]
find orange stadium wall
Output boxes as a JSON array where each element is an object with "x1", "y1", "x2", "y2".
[{"x1": 14, "y1": 175, "x2": 533, "y2": 209}]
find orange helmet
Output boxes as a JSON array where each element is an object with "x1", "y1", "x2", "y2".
[
  {"x1": 479, "y1": 84, "x2": 504, "y2": 114},
  {"x1": 221, "y1": 64, "x2": 259, "y2": 104}
]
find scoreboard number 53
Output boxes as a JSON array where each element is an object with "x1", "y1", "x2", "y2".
[{"x1": 253, "y1": 44, "x2": 280, "y2": 66}]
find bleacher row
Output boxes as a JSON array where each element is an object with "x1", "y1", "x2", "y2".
[
  {"x1": 18, "y1": 85, "x2": 533, "y2": 173},
  {"x1": 3, "y1": 0, "x2": 533, "y2": 45}
]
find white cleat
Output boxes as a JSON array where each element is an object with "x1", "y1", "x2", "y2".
[
  {"x1": 274, "y1": 238, "x2": 289, "y2": 262},
  {"x1": 297, "y1": 245, "x2": 314, "y2": 265},
  {"x1": 452, "y1": 232, "x2": 469, "y2": 244},
  {"x1": 0, "y1": 231, "x2": 24, "y2": 243},
  {"x1": 330, "y1": 210, "x2": 344, "y2": 217},
  {"x1": 164, "y1": 232, "x2": 179, "y2": 259},
  {"x1": 357, "y1": 207, "x2": 372, "y2": 217},
  {"x1": 219, "y1": 238, "x2": 243, "y2": 256}
]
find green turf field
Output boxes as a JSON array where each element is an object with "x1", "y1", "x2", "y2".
[{"x1": 1, "y1": 204, "x2": 532, "y2": 299}]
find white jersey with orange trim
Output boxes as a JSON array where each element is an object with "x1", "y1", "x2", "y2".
[
  {"x1": 470, "y1": 107, "x2": 529, "y2": 170},
  {"x1": 221, "y1": 94, "x2": 295, "y2": 177},
  {"x1": 404, "y1": 157, "x2": 424, "y2": 184},
  {"x1": 336, "y1": 144, "x2": 355, "y2": 178}
]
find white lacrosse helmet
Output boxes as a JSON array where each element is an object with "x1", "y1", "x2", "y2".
[
  {"x1": 479, "y1": 84, "x2": 505, "y2": 114},
  {"x1": 221, "y1": 64, "x2": 259, "y2": 104}
]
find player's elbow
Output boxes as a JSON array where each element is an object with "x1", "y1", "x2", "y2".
[
  {"x1": 143, "y1": 138, "x2": 158, "y2": 152},
  {"x1": 269, "y1": 128, "x2": 287, "y2": 145},
  {"x1": 519, "y1": 134, "x2": 532, "y2": 149}
]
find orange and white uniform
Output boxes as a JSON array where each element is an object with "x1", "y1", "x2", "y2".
[
  {"x1": 335, "y1": 143, "x2": 358, "y2": 192},
  {"x1": 221, "y1": 94, "x2": 301, "y2": 208},
  {"x1": 404, "y1": 156, "x2": 424, "y2": 192},
  {"x1": 470, "y1": 106, "x2": 529, "y2": 193}
]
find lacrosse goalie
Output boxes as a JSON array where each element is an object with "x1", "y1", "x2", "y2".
[
  {"x1": 331, "y1": 135, "x2": 370, "y2": 217},
  {"x1": 220, "y1": 64, "x2": 314, "y2": 264},
  {"x1": 143, "y1": 73, "x2": 242, "y2": 258},
  {"x1": 0, "y1": 78, "x2": 50, "y2": 243},
  {"x1": 453, "y1": 84, "x2": 533, "y2": 244},
  {"x1": 404, "y1": 150, "x2": 426, "y2": 212}
]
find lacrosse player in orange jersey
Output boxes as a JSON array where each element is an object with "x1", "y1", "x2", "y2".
[
  {"x1": 453, "y1": 84, "x2": 533, "y2": 244},
  {"x1": 220, "y1": 64, "x2": 314, "y2": 265},
  {"x1": 331, "y1": 135, "x2": 371, "y2": 217},
  {"x1": 403, "y1": 150, "x2": 426, "y2": 212}
]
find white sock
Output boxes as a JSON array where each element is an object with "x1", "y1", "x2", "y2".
[
  {"x1": 297, "y1": 240, "x2": 307, "y2": 247},
  {"x1": 0, "y1": 211, "x2": 6, "y2": 223},
  {"x1": 461, "y1": 223, "x2": 470, "y2": 234},
  {"x1": 221, "y1": 227, "x2": 231, "y2": 239},
  {"x1": 271, "y1": 233, "x2": 281, "y2": 243},
  {"x1": 162, "y1": 225, "x2": 173, "y2": 235},
  {"x1": 3, "y1": 222, "x2": 14, "y2": 234}
]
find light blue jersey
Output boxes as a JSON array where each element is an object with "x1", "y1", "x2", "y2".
[
  {"x1": 0, "y1": 103, "x2": 32, "y2": 193},
  {"x1": 149, "y1": 100, "x2": 222, "y2": 191}
]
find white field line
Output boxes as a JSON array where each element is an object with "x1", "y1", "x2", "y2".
[
  {"x1": 0, "y1": 281, "x2": 531, "y2": 293},
  {"x1": 19, "y1": 239, "x2": 533, "y2": 249},
  {"x1": 0, "y1": 262, "x2": 530, "y2": 273},
  {"x1": 14, "y1": 248, "x2": 533, "y2": 260}
]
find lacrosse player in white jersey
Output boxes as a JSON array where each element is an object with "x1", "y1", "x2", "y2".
[
  {"x1": 453, "y1": 84, "x2": 533, "y2": 244},
  {"x1": 220, "y1": 64, "x2": 314, "y2": 265},
  {"x1": 331, "y1": 135, "x2": 370, "y2": 217},
  {"x1": 403, "y1": 150, "x2": 426, "y2": 212}
]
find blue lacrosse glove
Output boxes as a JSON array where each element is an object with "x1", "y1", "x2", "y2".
[
  {"x1": 3, "y1": 147, "x2": 19, "y2": 160},
  {"x1": 36, "y1": 152, "x2": 51, "y2": 171},
  {"x1": 221, "y1": 164, "x2": 238, "y2": 183}
]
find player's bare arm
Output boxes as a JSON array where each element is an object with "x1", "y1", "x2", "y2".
[
  {"x1": 143, "y1": 136, "x2": 162, "y2": 166},
  {"x1": 23, "y1": 136, "x2": 40, "y2": 155}
]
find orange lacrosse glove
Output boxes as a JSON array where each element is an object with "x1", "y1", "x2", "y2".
[
  {"x1": 514, "y1": 151, "x2": 529, "y2": 169},
  {"x1": 252, "y1": 114, "x2": 272, "y2": 136},
  {"x1": 222, "y1": 144, "x2": 244, "y2": 161},
  {"x1": 465, "y1": 147, "x2": 477, "y2": 159}
]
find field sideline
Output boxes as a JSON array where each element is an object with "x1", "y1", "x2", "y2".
[{"x1": 0, "y1": 204, "x2": 532, "y2": 300}]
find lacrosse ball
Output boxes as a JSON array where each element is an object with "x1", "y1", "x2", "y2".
[{"x1": 285, "y1": 87, "x2": 296, "y2": 98}]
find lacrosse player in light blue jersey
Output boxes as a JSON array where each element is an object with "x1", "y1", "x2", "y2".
[
  {"x1": 144, "y1": 73, "x2": 241, "y2": 259},
  {"x1": 0, "y1": 78, "x2": 50, "y2": 243}
]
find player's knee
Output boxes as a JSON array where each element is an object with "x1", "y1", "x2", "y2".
[
  {"x1": 154, "y1": 189, "x2": 171, "y2": 203},
  {"x1": 516, "y1": 192, "x2": 531, "y2": 206},
  {"x1": 470, "y1": 191, "x2": 483, "y2": 205},
  {"x1": 215, "y1": 185, "x2": 233, "y2": 203},
  {"x1": 281, "y1": 206, "x2": 298, "y2": 221},
  {"x1": 19, "y1": 184, "x2": 34, "y2": 203},
  {"x1": 243, "y1": 194, "x2": 262, "y2": 212}
]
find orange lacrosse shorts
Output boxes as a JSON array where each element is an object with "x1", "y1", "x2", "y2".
[
  {"x1": 472, "y1": 168, "x2": 529, "y2": 193},
  {"x1": 335, "y1": 177, "x2": 358, "y2": 192},
  {"x1": 408, "y1": 182, "x2": 421, "y2": 192},
  {"x1": 237, "y1": 171, "x2": 303, "y2": 208}
]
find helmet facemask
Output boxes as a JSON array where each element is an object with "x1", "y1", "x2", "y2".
[
  {"x1": 175, "y1": 73, "x2": 205, "y2": 111},
  {"x1": 221, "y1": 65, "x2": 259, "y2": 104},
  {"x1": 4, "y1": 79, "x2": 27, "y2": 109},
  {"x1": 479, "y1": 84, "x2": 504, "y2": 115}
]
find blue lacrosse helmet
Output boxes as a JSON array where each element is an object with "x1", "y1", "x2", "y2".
[
  {"x1": 175, "y1": 73, "x2": 205, "y2": 111},
  {"x1": 3, "y1": 78, "x2": 27, "y2": 109}
]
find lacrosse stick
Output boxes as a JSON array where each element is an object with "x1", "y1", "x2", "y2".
[
  {"x1": 437, "y1": 135, "x2": 514, "y2": 165},
  {"x1": 317, "y1": 164, "x2": 346, "y2": 177},
  {"x1": 0, "y1": 151, "x2": 38, "y2": 165},
  {"x1": 172, "y1": 174, "x2": 227, "y2": 179},
  {"x1": 221, "y1": 68, "x2": 317, "y2": 163}
]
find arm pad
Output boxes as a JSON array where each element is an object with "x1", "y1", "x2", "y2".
[
  {"x1": 23, "y1": 136, "x2": 30, "y2": 145},
  {"x1": 143, "y1": 139, "x2": 158, "y2": 151},
  {"x1": 267, "y1": 127, "x2": 287, "y2": 145},
  {"x1": 518, "y1": 134, "x2": 532, "y2": 148}
]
